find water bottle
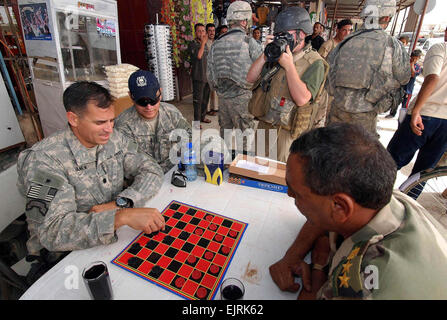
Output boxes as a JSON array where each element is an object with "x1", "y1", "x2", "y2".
[{"x1": 183, "y1": 142, "x2": 197, "y2": 181}]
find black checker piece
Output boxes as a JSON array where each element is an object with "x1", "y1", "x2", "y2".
[
  {"x1": 147, "y1": 252, "x2": 161, "y2": 263},
  {"x1": 165, "y1": 247, "x2": 179, "y2": 258},
  {"x1": 149, "y1": 265, "x2": 163, "y2": 278},
  {"x1": 169, "y1": 203, "x2": 181, "y2": 210},
  {"x1": 128, "y1": 243, "x2": 142, "y2": 255},
  {"x1": 127, "y1": 257, "x2": 143, "y2": 269},
  {"x1": 167, "y1": 260, "x2": 182, "y2": 273}
]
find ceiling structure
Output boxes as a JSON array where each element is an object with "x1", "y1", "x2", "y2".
[{"x1": 323, "y1": 0, "x2": 416, "y2": 20}]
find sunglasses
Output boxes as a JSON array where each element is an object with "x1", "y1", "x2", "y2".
[
  {"x1": 171, "y1": 171, "x2": 187, "y2": 188},
  {"x1": 136, "y1": 93, "x2": 161, "y2": 107}
]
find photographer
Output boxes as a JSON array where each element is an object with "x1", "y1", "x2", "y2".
[{"x1": 246, "y1": 7, "x2": 328, "y2": 162}]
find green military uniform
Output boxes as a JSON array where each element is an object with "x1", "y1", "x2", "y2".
[
  {"x1": 17, "y1": 128, "x2": 163, "y2": 255},
  {"x1": 317, "y1": 191, "x2": 447, "y2": 299},
  {"x1": 114, "y1": 102, "x2": 192, "y2": 173},
  {"x1": 253, "y1": 44, "x2": 328, "y2": 162}
]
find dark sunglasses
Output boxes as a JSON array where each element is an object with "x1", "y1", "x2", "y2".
[
  {"x1": 136, "y1": 93, "x2": 161, "y2": 107},
  {"x1": 171, "y1": 171, "x2": 187, "y2": 188}
]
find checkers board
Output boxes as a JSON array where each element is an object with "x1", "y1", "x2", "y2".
[{"x1": 111, "y1": 200, "x2": 248, "y2": 300}]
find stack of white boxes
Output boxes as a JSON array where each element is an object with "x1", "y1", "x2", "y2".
[{"x1": 105, "y1": 64, "x2": 139, "y2": 98}]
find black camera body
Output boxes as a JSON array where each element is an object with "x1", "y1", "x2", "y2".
[{"x1": 264, "y1": 32, "x2": 296, "y2": 63}]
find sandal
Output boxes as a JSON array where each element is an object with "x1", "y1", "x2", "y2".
[
  {"x1": 171, "y1": 171, "x2": 187, "y2": 188},
  {"x1": 201, "y1": 118, "x2": 212, "y2": 123}
]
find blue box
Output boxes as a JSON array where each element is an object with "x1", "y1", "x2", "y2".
[{"x1": 228, "y1": 174, "x2": 288, "y2": 194}]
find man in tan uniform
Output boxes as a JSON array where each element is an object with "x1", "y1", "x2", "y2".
[
  {"x1": 318, "y1": 19, "x2": 353, "y2": 59},
  {"x1": 270, "y1": 123, "x2": 447, "y2": 299}
]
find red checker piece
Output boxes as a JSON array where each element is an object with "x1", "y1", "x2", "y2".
[
  {"x1": 187, "y1": 254, "x2": 197, "y2": 264},
  {"x1": 175, "y1": 276, "x2": 186, "y2": 288},
  {"x1": 196, "y1": 286, "x2": 208, "y2": 299},
  {"x1": 178, "y1": 206, "x2": 189, "y2": 213},
  {"x1": 194, "y1": 227, "x2": 204, "y2": 236},
  {"x1": 209, "y1": 264, "x2": 220, "y2": 275},
  {"x1": 214, "y1": 234, "x2": 224, "y2": 242},
  {"x1": 205, "y1": 214, "x2": 213, "y2": 221},
  {"x1": 192, "y1": 270, "x2": 202, "y2": 280},
  {"x1": 228, "y1": 230, "x2": 238, "y2": 238},
  {"x1": 208, "y1": 223, "x2": 218, "y2": 231},
  {"x1": 204, "y1": 251, "x2": 214, "y2": 260},
  {"x1": 221, "y1": 245, "x2": 231, "y2": 255}
]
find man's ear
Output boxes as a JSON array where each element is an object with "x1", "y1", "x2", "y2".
[
  {"x1": 67, "y1": 111, "x2": 79, "y2": 128},
  {"x1": 331, "y1": 193, "x2": 355, "y2": 224}
]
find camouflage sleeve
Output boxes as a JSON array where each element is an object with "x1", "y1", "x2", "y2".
[
  {"x1": 249, "y1": 38, "x2": 263, "y2": 62},
  {"x1": 118, "y1": 136, "x2": 163, "y2": 207},
  {"x1": 207, "y1": 47, "x2": 217, "y2": 90},
  {"x1": 392, "y1": 37, "x2": 411, "y2": 85},
  {"x1": 114, "y1": 111, "x2": 136, "y2": 143},
  {"x1": 17, "y1": 150, "x2": 117, "y2": 253}
]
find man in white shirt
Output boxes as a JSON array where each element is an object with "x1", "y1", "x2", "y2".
[{"x1": 387, "y1": 27, "x2": 447, "y2": 196}]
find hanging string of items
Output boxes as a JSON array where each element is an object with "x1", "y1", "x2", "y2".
[{"x1": 144, "y1": 21, "x2": 176, "y2": 102}]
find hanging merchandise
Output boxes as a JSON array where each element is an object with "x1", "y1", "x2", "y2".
[
  {"x1": 144, "y1": 24, "x2": 176, "y2": 101},
  {"x1": 260, "y1": 25, "x2": 271, "y2": 44},
  {"x1": 190, "y1": 0, "x2": 214, "y2": 27}
]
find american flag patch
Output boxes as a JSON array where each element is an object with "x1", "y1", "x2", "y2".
[
  {"x1": 27, "y1": 185, "x2": 42, "y2": 199},
  {"x1": 27, "y1": 185, "x2": 58, "y2": 202}
]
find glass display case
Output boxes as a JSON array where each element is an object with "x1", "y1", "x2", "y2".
[{"x1": 18, "y1": 0, "x2": 121, "y2": 137}]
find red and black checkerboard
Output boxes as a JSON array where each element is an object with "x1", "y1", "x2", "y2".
[{"x1": 111, "y1": 200, "x2": 248, "y2": 300}]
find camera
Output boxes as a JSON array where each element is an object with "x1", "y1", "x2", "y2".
[{"x1": 264, "y1": 32, "x2": 296, "y2": 63}]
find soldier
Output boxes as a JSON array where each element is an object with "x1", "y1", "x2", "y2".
[
  {"x1": 207, "y1": 0, "x2": 263, "y2": 154},
  {"x1": 326, "y1": 0, "x2": 411, "y2": 136},
  {"x1": 17, "y1": 82, "x2": 165, "y2": 278},
  {"x1": 115, "y1": 70, "x2": 192, "y2": 174},
  {"x1": 246, "y1": 6, "x2": 329, "y2": 162},
  {"x1": 270, "y1": 123, "x2": 447, "y2": 299}
]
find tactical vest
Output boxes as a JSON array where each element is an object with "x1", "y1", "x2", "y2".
[
  {"x1": 208, "y1": 29, "x2": 255, "y2": 91},
  {"x1": 249, "y1": 46, "x2": 329, "y2": 139}
]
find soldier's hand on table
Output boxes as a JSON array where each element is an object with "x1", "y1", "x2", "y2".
[
  {"x1": 410, "y1": 112, "x2": 424, "y2": 136},
  {"x1": 269, "y1": 257, "x2": 311, "y2": 292},
  {"x1": 89, "y1": 201, "x2": 118, "y2": 213},
  {"x1": 115, "y1": 208, "x2": 166, "y2": 234}
]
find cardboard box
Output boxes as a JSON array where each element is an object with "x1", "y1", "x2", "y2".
[
  {"x1": 228, "y1": 154, "x2": 286, "y2": 186},
  {"x1": 228, "y1": 173, "x2": 288, "y2": 194}
]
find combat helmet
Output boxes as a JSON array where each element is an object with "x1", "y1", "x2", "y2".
[
  {"x1": 226, "y1": 1, "x2": 252, "y2": 26},
  {"x1": 360, "y1": 0, "x2": 396, "y2": 18},
  {"x1": 274, "y1": 6, "x2": 313, "y2": 35}
]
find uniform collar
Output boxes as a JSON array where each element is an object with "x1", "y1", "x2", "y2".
[{"x1": 329, "y1": 192, "x2": 406, "y2": 274}]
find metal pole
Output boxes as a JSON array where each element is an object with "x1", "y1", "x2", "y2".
[
  {"x1": 411, "y1": 0, "x2": 429, "y2": 53},
  {"x1": 329, "y1": 0, "x2": 339, "y2": 40},
  {"x1": 398, "y1": 7, "x2": 409, "y2": 36},
  {"x1": 0, "y1": 49, "x2": 23, "y2": 115},
  {"x1": 391, "y1": 1, "x2": 402, "y2": 36}
]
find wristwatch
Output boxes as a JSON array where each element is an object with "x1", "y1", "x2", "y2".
[{"x1": 115, "y1": 197, "x2": 133, "y2": 208}]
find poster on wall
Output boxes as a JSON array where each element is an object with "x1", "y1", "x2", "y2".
[
  {"x1": 19, "y1": 3, "x2": 52, "y2": 41},
  {"x1": 96, "y1": 18, "x2": 116, "y2": 37}
]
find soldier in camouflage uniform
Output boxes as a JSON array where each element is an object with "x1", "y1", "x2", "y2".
[
  {"x1": 207, "y1": 0, "x2": 263, "y2": 153},
  {"x1": 247, "y1": 6, "x2": 328, "y2": 162},
  {"x1": 115, "y1": 70, "x2": 192, "y2": 173},
  {"x1": 326, "y1": 0, "x2": 411, "y2": 135},
  {"x1": 17, "y1": 82, "x2": 165, "y2": 259},
  {"x1": 270, "y1": 124, "x2": 447, "y2": 299}
]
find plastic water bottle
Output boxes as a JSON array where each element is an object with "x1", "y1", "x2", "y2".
[{"x1": 183, "y1": 142, "x2": 197, "y2": 181}]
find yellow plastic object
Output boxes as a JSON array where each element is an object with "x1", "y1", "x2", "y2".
[{"x1": 204, "y1": 164, "x2": 223, "y2": 186}]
